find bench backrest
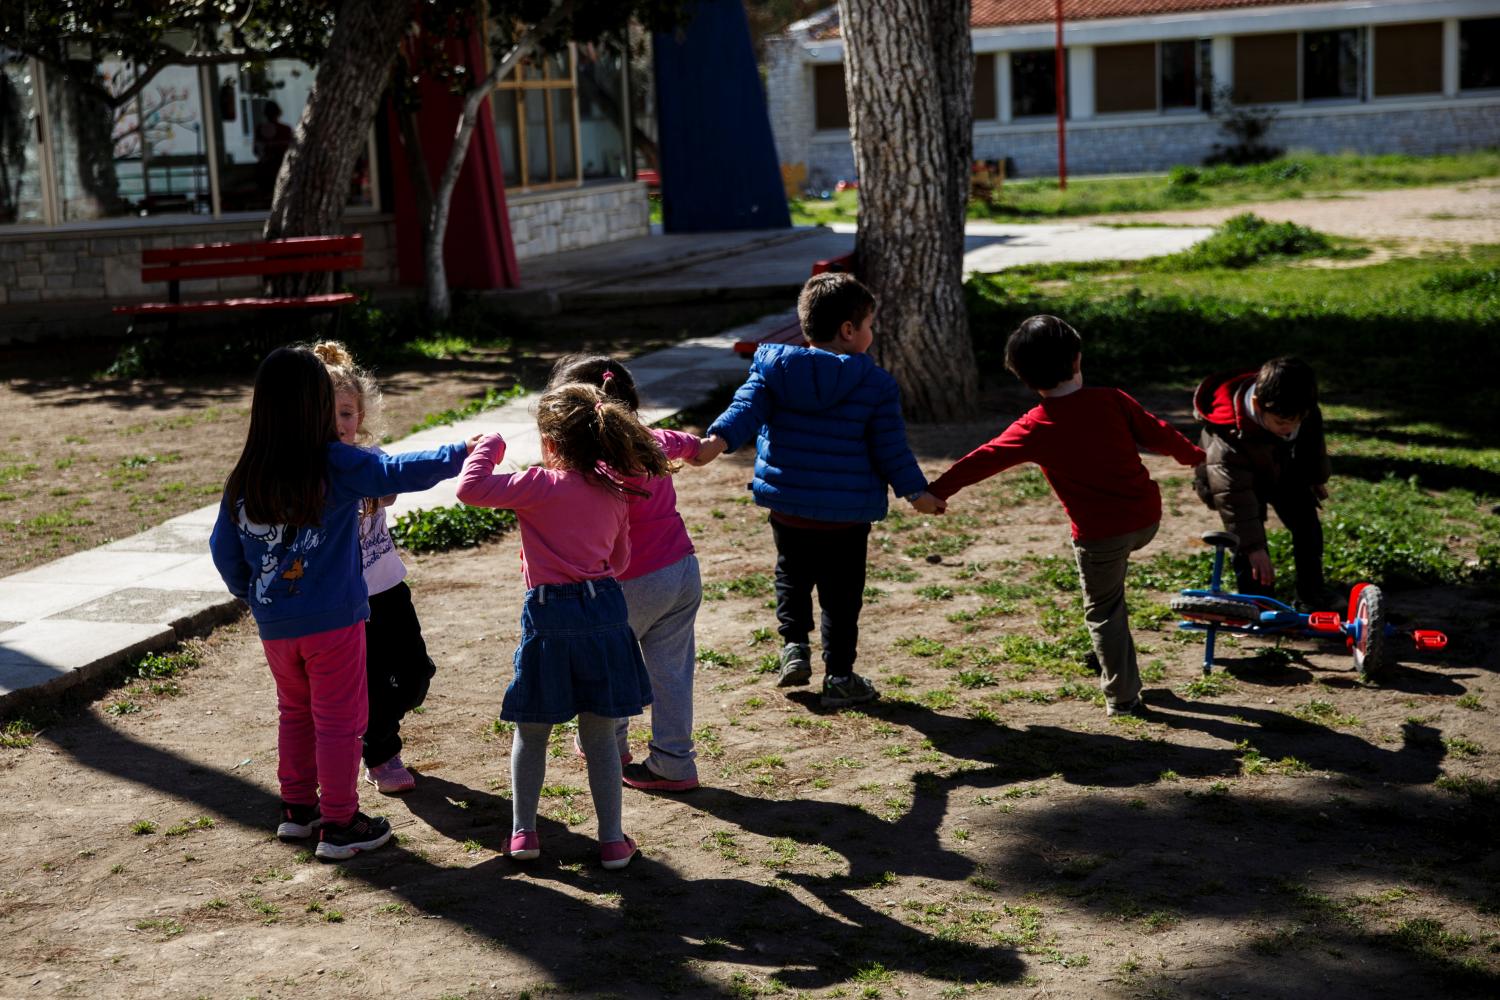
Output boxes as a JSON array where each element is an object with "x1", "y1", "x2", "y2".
[{"x1": 140, "y1": 235, "x2": 363, "y2": 284}]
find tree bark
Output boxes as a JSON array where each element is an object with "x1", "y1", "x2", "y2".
[
  {"x1": 264, "y1": 0, "x2": 411, "y2": 293},
  {"x1": 836, "y1": 0, "x2": 977, "y2": 421}
]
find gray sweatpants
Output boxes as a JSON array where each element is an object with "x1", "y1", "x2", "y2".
[
  {"x1": 1072, "y1": 521, "x2": 1159, "y2": 709},
  {"x1": 616, "y1": 554, "x2": 701, "y2": 781}
]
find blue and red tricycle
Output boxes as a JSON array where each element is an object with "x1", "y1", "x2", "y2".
[{"x1": 1170, "y1": 531, "x2": 1448, "y2": 680}]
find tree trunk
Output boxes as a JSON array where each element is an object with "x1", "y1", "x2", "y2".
[
  {"x1": 264, "y1": 0, "x2": 410, "y2": 294},
  {"x1": 424, "y1": 1, "x2": 570, "y2": 320},
  {"x1": 836, "y1": 0, "x2": 977, "y2": 421}
]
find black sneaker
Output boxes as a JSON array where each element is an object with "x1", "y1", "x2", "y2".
[
  {"x1": 821, "y1": 673, "x2": 877, "y2": 709},
  {"x1": 1107, "y1": 697, "x2": 1147, "y2": 719},
  {"x1": 276, "y1": 801, "x2": 321, "y2": 841},
  {"x1": 777, "y1": 642, "x2": 812, "y2": 688},
  {"x1": 315, "y1": 812, "x2": 392, "y2": 861}
]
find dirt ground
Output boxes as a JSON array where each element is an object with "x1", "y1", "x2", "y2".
[
  {"x1": 1096, "y1": 181, "x2": 1500, "y2": 249},
  {"x1": 3, "y1": 376, "x2": 1498, "y2": 998}
]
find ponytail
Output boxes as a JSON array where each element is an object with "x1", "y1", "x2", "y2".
[{"x1": 535, "y1": 383, "x2": 671, "y2": 498}]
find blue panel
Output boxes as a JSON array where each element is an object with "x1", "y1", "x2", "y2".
[{"x1": 653, "y1": 0, "x2": 792, "y2": 232}]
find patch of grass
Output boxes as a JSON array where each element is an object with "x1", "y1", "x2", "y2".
[
  {"x1": 163, "y1": 816, "x2": 215, "y2": 837},
  {"x1": 1443, "y1": 736, "x2": 1484, "y2": 758},
  {"x1": 130, "y1": 820, "x2": 157, "y2": 836},
  {"x1": 697, "y1": 648, "x2": 744, "y2": 669},
  {"x1": 1180, "y1": 673, "x2": 1234, "y2": 699},
  {"x1": 1292, "y1": 699, "x2": 1362, "y2": 727},
  {"x1": 1456, "y1": 693, "x2": 1486, "y2": 711},
  {"x1": 408, "y1": 383, "x2": 526, "y2": 434},
  {"x1": 1, "y1": 719, "x2": 37, "y2": 749},
  {"x1": 133, "y1": 917, "x2": 184, "y2": 938},
  {"x1": 703, "y1": 573, "x2": 775, "y2": 601},
  {"x1": 389, "y1": 505, "x2": 516, "y2": 554}
]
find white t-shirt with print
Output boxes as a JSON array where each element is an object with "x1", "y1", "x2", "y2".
[{"x1": 359, "y1": 447, "x2": 408, "y2": 596}]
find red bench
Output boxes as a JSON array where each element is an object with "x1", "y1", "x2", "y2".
[
  {"x1": 113, "y1": 234, "x2": 363, "y2": 333},
  {"x1": 732, "y1": 251, "x2": 855, "y2": 357}
]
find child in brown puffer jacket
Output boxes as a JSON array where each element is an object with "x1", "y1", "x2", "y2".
[{"x1": 1193, "y1": 356, "x2": 1332, "y2": 608}]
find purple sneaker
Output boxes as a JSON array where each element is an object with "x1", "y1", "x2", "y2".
[
  {"x1": 622, "y1": 762, "x2": 699, "y2": 792},
  {"x1": 508, "y1": 830, "x2": 540, "y2": 861},
  {"x1": 600, "y1": 835, "x2": 638, "y2": 870},
  {"x1": 364, "y1": 755, "x2": 416, "y2": 794}
]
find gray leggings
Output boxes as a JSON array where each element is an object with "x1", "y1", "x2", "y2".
[{"x1": 511, "y1": 712, "x2": 623, "y2": 843}]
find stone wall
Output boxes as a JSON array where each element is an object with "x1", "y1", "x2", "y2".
[
  {"x1": 507, "y1": 181, "x2": 650, "y2": 260},
  {"x1": 797, "y1": 99, "x2": 1500, "y2": 182},
  {"x1": 765, "y1": 37, "x2": 814, "y2": 195},
  {"x1": 0, "y1": 216, "x2": 396, "y2": 308}
]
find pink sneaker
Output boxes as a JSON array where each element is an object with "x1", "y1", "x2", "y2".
[
  {"x1": 508, "y1": 830, "x2": 540, "y2": 860},
  {"x1": 600, "y1": 836, "x2": 638, "y2": 870},
  {"x1": 622, "y1": 762, "x2": 699, "y2": 792},
  {"x1": 573, "y1": 733, "x2": 632, "y2": 766},
  {"x1": 364, "y1": 755, "x2": 416, "y2": 794}
]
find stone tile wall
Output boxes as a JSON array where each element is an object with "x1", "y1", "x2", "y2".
[{"x1": 507, "y1": 181, "x2": 650, "y2": 261}]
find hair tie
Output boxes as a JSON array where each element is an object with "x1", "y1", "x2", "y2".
[
  {"x1": 601, "y1": 371, "x2": 614, "y2": 383},
  {"x1": 595, "y1": 401, "x2": 605, "y2": 412}
]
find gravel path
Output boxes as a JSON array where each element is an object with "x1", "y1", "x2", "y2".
[{"x1": 1094, "y1": 181, "x2": 1500, "y2": 248}]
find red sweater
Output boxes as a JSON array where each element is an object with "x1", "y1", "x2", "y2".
[{"x1": 928, "y1": 387, "x2": 1205, "y2": 541}]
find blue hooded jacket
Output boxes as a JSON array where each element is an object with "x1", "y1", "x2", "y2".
[
  {"x1": 708, "y1": 343, "x2": 926, "y2": 523},
  {"x1": 209, "y1": 440, "x2": 466, "y2": 640}
]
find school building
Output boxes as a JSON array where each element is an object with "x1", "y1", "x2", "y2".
[
  {"x1": 0, "y1": 2, "x2": 788, "y2": 337},
  {"x1": 766, "y1": 0, "x2": 1500, "y2": 189}
]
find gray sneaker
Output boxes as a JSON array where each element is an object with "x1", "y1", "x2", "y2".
[
  {"x1": 1106, "y1": 697, "x2": 1147, "y2": 718},
  {"x1": 821, "y1": 673, "x2": 878, "y2": 709},
  {"x1": 777, "y1": 642, "x2": 812, "y2": 687}
]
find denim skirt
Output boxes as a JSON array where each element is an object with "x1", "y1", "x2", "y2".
[{"x1": 500, "y1": 577, "x2": 653, "y2": 724}]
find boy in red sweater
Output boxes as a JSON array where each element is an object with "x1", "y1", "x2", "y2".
[{"x1": 927, "y1": 315, "x2": 1205, "y2": 716}]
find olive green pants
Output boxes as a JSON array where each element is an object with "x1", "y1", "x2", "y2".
[{"x1": 1072, "y1": 521, "x2": 1159, "y2": 709}]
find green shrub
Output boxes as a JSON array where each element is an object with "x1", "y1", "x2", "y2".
[
  {"x1": 1152, "y1": 213, "x2": 1339, "y2": 271},
  {"x1": 390, "y1": 505, "x2": 516, "y2": 554}
]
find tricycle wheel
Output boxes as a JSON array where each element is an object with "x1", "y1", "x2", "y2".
[
  {"x1": 1352, "y1": 584, "x2": 1392, "y2": 681},
  {"x1": 1171, "y1": 595, "x2": 1262, "y2": 626}
]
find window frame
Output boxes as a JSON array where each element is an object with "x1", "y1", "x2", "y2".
[
  {"x1": 492, "y1": 43, "x2": 585, "y2": 192},
  {"x1": 4, "y1": 55, "x2": 381, "y2": 230}
]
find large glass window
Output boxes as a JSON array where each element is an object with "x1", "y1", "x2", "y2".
[
  {"x1": 0, "y1": 51, "x2": 46, "y2": 225},
  {"x1": 1012, "y1": 49, "x2": 1064, "y2": 118},
  {"x1": 1460, "y1": 18, "x2": 1500, "y2": 91},
  {"x1": 493, "y1": 47, "x2": 581, "y2": 188},
  {"x1": 1374, "y1": 22, "x2": 1442, "y2": 97},
  {"x1": 813, "y1": 63, "x2": 847, "y2": 130},
  {"x1": 576, "y1": 40, "x2": 630, "y2": 180},
  {"x1": 1160, "y1": 39, "x2": 1199, "y2": 109},
  {"x1": 1095, "y1": 43, "x2": 1156, "y2": 114},
  {"x1": 1302, "y1": 29, "x2": 1360, "y2": 101},
  {"x1": 46, "y1": 58, "x2": 210, "y2": 220},
  {"x1": 213, "y1": 60, "x2": 312, "y2": 211},
  {"x1": 974, "y1": 53, "x2": 997, "y2": 121}
]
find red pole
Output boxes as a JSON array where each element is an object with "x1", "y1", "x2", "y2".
[{"x1": 1055, "y1": 0, "x2": 1067, "y2": 190}]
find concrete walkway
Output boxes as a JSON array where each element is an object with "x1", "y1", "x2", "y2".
[{"x1": 0, "y1": 219, "x2": 1213, "y2": 712}]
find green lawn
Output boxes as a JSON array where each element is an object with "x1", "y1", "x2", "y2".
[{"x1": 789, "y1": 150, "x2": 1500, "y2": 225}]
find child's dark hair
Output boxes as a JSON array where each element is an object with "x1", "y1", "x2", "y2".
[
  {"x1": 1004, "y1": 315, "x2": 1081, "y2": 391},
  {"x1": 224, "y1": 346, "x2": 336, "y2": 527},
  {"x1": 1254, "y1": 356, "x2": 1318, "y2": 417},
  {"x1": 535, "y1": 382, "x2": 672, "y2": 498},
  {"x1": 797, "y1": 272, "x2": 876, "y2": 344},
  {"x1": 548, "y1": 354, "x2": 640, "y2": 411}
]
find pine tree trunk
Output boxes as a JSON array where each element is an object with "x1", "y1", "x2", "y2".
[
  {"x1": 263, "y1": 0, "x2": 410, "y2": 294},
  {"x1": 836, "y1": 0, "x2": 977, "y2": 421}
]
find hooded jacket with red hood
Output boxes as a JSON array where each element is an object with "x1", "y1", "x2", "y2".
[{"x1": 1192, "y1": 369, "x2": 1330, "y2": 554}]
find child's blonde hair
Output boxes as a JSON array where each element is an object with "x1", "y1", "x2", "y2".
[{"x1": 311, "y1": 340, "x2": 384, "y2": 446}]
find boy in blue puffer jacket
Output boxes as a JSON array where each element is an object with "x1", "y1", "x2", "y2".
[{"x1": 703, "y1": 272, "x2": 945, "y2": 708}]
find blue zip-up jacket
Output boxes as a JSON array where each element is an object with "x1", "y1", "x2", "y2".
[
  {"x1": 707, "y1": 343, "x2": 926, "y2": 523},
  {"x1": 209, "y1": 440, "x2": 467, "y2": 640}
]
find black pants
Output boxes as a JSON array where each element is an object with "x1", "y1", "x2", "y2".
[
  {"x1": 771, "y1": 519, "x2": 870, "y2": 676},
  {"x1": 363, "y1": 582, "x2": 436, "y2": 767},
  {"x1": 1232, "y1": 483, "x2": 1326, "y2": 605}
]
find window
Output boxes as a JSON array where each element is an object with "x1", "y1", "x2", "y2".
[
  {"x1": 974, "y1": 53, "x2": 997, "y2": 120},
  {"x1": 1460, "y1": 18, "x2": 1500, "y2": 91},
  {"x1": 1233, "y1": 33, "x2": 1298, "y2": 104},
  {"x1": 46, "y1": 58, "x2": 211, "y2": 221},
  {"x1": 1094, "y1": 43, "x2": 1156, "y2": 114},
  {"x1": 813, "y1": 63, "x2": 847, "y2": 130},
  {"x1": 1374, "y1": 22, "x2": 1443, "y2": 97},
  {"x1": 494, "y1": 48, "x2": 580, "y2": 189},
  {"x1": 1160, "y1": 39, "x2": 1199, "y2": 109},
  {"x1": 1302, "y1": 29, "x2": 1360, "y2": 101},
  {"x1": 0, "y1": 50, "x2": 45, "y2": 225},
  {"x1": 576, "y1": 40, "x2": 630, "y2": 181},
  {"x1": 213, "y1": 60, "x2": 314, "y2": 211},
  {"x1": 1012, "y1": 49, "x2": 1064, "y2": 118}
]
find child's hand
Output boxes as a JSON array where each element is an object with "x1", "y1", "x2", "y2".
[
  {"x1": 1248, "y1": 549, "x2": 1275, "y2": 585},
  {"x1": 1312, "y1": 483, "x2": 1329, "y2": 502},
  {"x1": 465, "y1": 433, "x2": 487, "y2": 453},
  {"x1": 379, "y1": 493, "x2": 397, "y2": 508},
  {"x1": 910, "y1": 491, "x2": 946, "y2": 515},
  {"x1": 691, "y1": 434, "x2": 727, "y2": 466}
]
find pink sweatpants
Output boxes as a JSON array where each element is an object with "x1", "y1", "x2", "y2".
[{"x1": 261, "y1": 623, "x2": 368, "y2": 826}]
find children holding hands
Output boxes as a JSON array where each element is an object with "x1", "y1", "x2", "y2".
[{"x1": 928, "y1": 316, "x2": 1205, "y2": 717}]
